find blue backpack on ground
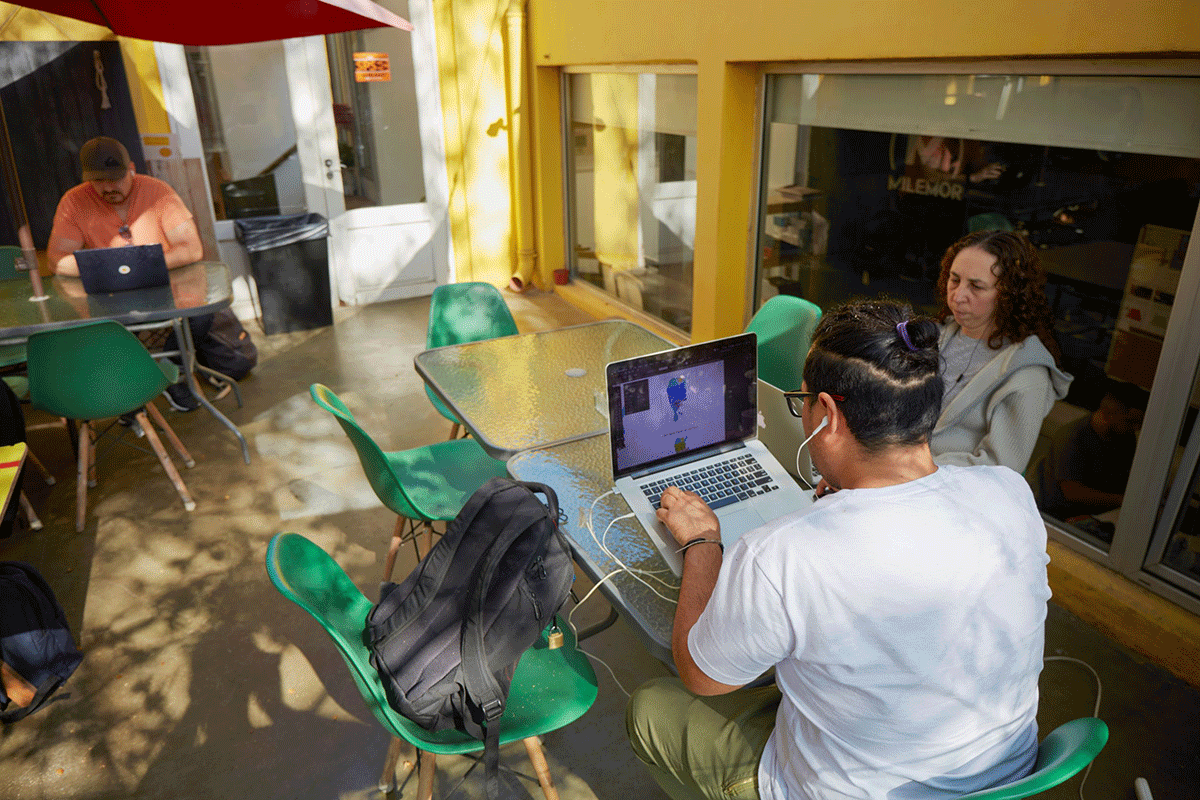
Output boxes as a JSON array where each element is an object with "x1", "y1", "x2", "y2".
[{"x1": 0, "y1": 562, "x2": 83, "y2": 722}]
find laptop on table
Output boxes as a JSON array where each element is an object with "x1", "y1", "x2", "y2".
[
  {"x1": 606, "y1": 332, "x2": 811, "y2": 576},
  {"x1": 74, "y1": 244, "x2": 170, "y2": 295}
]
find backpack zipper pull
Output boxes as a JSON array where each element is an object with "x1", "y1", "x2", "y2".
[{"x1": 547, "y1": 624, "x2": 564, "y2": 650}]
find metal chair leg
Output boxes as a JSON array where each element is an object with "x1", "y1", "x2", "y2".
[{"x1": 523, "y1": 736, "x2": 561, "y2": 800}]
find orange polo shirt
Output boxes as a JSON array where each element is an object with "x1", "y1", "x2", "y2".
[{"x1": 50, "y1": 174, "x2": 193, "y2": 250}]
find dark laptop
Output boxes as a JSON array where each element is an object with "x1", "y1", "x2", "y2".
[{"x1": 74, "y1": 244, "x2": 170, "y2": 294}]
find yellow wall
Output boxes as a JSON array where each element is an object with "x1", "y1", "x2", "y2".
[
  {"x1": 431, "y1": 0, "x2": 523, "y2": 287},
  {"x1": 525, "y1": 0, "x2": 1200, "y2": 341}
]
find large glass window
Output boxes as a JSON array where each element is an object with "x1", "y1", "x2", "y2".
[
  {"x1": 757, "y1": 72, "x2": 1200, "y2": 584},
  {"x1": 566, "y1": 72, "x2": 697, "y2": 334}
]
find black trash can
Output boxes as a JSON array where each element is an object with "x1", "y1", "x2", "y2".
[{"x1": 235, "y1": 213, "x2": 332, "y2": 335}]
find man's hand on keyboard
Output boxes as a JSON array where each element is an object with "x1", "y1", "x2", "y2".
[{"x1": 656, "y1": 486, "x2": 721, "y2": 547}]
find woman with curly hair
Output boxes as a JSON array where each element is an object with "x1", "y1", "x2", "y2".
[{"x1": 930, "y1": 230, "x2": 1073, "y2": 472}]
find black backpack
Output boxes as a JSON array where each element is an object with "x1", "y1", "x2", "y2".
[
  {"x1": 0, "y1": 562, "x2": 83, "y2": 722},
  {"x1": 194, "y1": 308, "x2": 258, "y2": 381},
  {"x1": 366, "y1": 478, "x2": 573, "y2": 798}
]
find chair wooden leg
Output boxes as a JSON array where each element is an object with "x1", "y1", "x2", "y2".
[
  {"x1": 144, "y1": 401, "x2": 196, "y2": 467},
  {"x1": 422, "y1": 521, "x2": 433, "y2": 556},
  {"x1": 24, "y1": 447, "x2": 54, "y2": 486},
  {"x1": 75, "y1": 421, "x2": 89, "y2": 533},
  {"x1": 85, "y1": 423, "x2": 97, "y2": 488},
  {"x1": 18, "y1": 492, "x2": 42, "y2": 531},
  {"x1": 448, "y1": 421, "x2": 460, "y2": 440},
  {"x1": 134, "y1": 410, "x2": 196, "y2": 512},
  {"x1": 416, "y1": 750, "x2": 436, "y2": 800},
  {"x1": 384, "y1": 516, "x2": 407, "y2": 583},
  {"x1": 523, "y1": 736, "x2": 560, "y2": 800},
  {"x1": 378, "y1": 736, "x2": 417, "y2": 793}
]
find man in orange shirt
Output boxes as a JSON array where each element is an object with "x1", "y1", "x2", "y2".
[{"x1": 47, "y1": 137, "x2": 205, "y2": 411}]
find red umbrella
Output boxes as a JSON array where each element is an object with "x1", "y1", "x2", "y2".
[{"x1": 19, "y1": 0, "x2": 412, "y2": 45}]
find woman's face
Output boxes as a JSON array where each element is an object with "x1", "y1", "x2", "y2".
[{"x1": 946, "y1": 246, "x2": 1000, "y2": 338}]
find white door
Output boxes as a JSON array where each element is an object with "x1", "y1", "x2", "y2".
[
  {"x1": 284, "y1": 0, "x2": 451, "y2": 306},
  {"x1": 165, "y1": 0, "x2": 450, "y2": 318}
]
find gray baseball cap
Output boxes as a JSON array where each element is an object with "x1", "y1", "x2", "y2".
[{"x1": 80, "y1": 136, "x2": 131, "y2": 181}]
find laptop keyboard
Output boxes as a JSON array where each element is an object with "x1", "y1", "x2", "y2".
[{"x1": 640, "y1": 453, "x2": 779, "y2": 511}]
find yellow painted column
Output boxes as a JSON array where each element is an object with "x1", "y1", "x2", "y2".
[
  {"x1": 691, "y1": 59, "x2": 758, "y2": 341},
  {"x1": 590, "y1": 72, "x2": 640, "y2": 295},
  {"x1": 430, "y1": 0, "x2": 516, "y2": 286}
]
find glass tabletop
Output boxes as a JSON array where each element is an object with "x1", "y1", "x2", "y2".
[
  {"x1": 414, "y1": 319, "x2": 673, "y2": 459},
  {"x1": 508, "y1": 435, "x2": 678, "y2": 665},
  {"x1": 0, "y1": 261, "x2": 232, "y2": 344}
]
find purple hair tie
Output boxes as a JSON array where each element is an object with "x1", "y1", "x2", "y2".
[{"x1": 896, "y1": 321, "x2": 917, "y2": 351}]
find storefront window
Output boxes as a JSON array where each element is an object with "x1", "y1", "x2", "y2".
[
  {"x1": 566, "y1": 72, "x2": 697, "y2": 333},
  {"x1": 757, "y1": 72, "x2": 1200, "y2": 560}
]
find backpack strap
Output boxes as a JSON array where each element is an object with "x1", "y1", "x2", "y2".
[{"x1": 461, "y1": 482, "x2": 557, "y2": 800}]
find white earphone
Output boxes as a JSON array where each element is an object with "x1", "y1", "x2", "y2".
[{"x1": 795, "y1": 415, "x2": 829, "y2": 490}]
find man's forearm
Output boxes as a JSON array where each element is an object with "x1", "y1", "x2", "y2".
[{"x1": 672, "y1": 543, "x2": 729, "y2": 694}]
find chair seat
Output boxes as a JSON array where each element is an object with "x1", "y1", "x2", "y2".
[
  {"x1": 265, "y1": 532, "x2": 598, "y2": 758},
  {"x1": 382, "y1": 437, "x2": 508, "y2": 520}
]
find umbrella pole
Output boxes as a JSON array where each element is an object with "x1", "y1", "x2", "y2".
[{"x1": 0, "y1": 102, "x2": 47, "y2": 301}]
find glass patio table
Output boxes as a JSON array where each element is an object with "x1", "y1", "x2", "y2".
[
  {"x1": 507, "y1": 435, "x2": 677, "y2": 665},
  {"x1": 413, "y1": 319, "x2": 673, "y2": 460},
  {"x1": 0, "y1": 262, "x2": 250, "y2": 464}
]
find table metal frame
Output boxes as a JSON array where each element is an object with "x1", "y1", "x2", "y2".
[{"x1": 0, "y1": 262, "x2": 250, "y2": 464}]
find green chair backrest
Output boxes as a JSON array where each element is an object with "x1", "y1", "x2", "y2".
[
  {"x1": 309, "y1": 383, "x2": 426, "y2": 518},
  {"x1": 426, "y1": 282, "x2": 519, "y2": 349},
  {"x1": 265, "y1": 532, "x2": 599, "y2": 755},
  {"x1": 745, "y1": 295, "x2": 822, "y2": 392},
  {"x1": 0, "y1": 246, "x2": 22, "y2": 280},
  {"x1": 27, "y1": 320, "x2": 176, "y2": 420},
  {"x1": 425, "y1": 282, "x2": 519, "y2": 422},
  {"x1": 959, "y1": 717, "x2": 1109, "y2": 799}
]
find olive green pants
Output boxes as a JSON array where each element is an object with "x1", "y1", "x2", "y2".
[{"x1": 626, "y1": 677, "x2": 781, "y2": 800}]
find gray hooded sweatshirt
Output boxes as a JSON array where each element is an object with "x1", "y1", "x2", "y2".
[{"x1": 931, "y1": 322, "x2": 1073, "y2": 474}]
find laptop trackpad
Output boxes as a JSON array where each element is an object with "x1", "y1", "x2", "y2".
[{"x1": 717, "y1": 506, "x2": 765, "y2": 551}]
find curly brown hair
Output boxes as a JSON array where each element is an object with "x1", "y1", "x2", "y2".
[{"x1": 936, "y1": 230, "x2": 1062, "y2": 366}]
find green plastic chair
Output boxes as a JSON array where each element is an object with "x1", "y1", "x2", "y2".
[
  {"x1": 425, "y1": 282, "x2": 519, "y2": 439},
  {"x1": 959, "y1": 717, "x2": 1108, "y2": 799},
  {"x1": 27, "y1": 320, "x2": 197, "y2": 531},
  {"x1": 745, "y1": 295, "x2": 822, "y2": 391},
  {"x1": 265, "y1": 532, "x2": 598, "y2": 799},
  {"x1": 310, "y1": 383, "x2": 508, "y2": 581}
]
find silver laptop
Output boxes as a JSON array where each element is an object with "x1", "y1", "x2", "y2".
[
  {"x1": 757, "y1": 378, "x2": 819, "y2": 490},
  {"x1": 74, "y1": 244, "x2": 170, "y2": 294},
  {"x1": 606, "y1": 332, "x2": 811, "y2": 575}
]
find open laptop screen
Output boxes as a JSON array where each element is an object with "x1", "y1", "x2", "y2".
[{"x1": 606, "y1": 332, "x2": 757, "y2": 479}]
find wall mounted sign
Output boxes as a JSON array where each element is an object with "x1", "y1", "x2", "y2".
[{"x1": 353, "y1": 52, "x2": 390, "y2": 83}]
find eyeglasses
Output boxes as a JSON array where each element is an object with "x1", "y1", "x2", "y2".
[
  {"x1": 117, "y1": 225, "x2": 132, "y2": 242},
  {"x1": 783, "y1": 390, "x2": 845, "y2": 418}
]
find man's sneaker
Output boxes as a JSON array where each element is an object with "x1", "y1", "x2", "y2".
[
  {"x1": 163, "y1": 382, "x2": 201, "y2": 412},
  {"x1": 117, "y1": 412, "x2": 145, "y2": 437}
]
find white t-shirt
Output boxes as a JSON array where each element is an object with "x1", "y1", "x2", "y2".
[{"x1": 689, "y1": 464, "x2": 1050, "y2": 800}]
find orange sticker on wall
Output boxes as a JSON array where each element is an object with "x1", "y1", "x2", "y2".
[{"x1": 354, "y1": 52, "x2": 391, "y2": 82}]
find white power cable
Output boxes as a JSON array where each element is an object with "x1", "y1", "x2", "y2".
[{"x1": 1043, "y1": 656, "x2": 1103, "y2": 800}]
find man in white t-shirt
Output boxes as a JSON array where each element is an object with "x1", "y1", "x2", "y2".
[{"x1": 627, "y1": 300, "x2": 1051, "y2": 800}]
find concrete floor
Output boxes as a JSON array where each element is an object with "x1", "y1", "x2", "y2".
[{"x1": 0, "y1": 288, "x2": 1197, "y2": 800}]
